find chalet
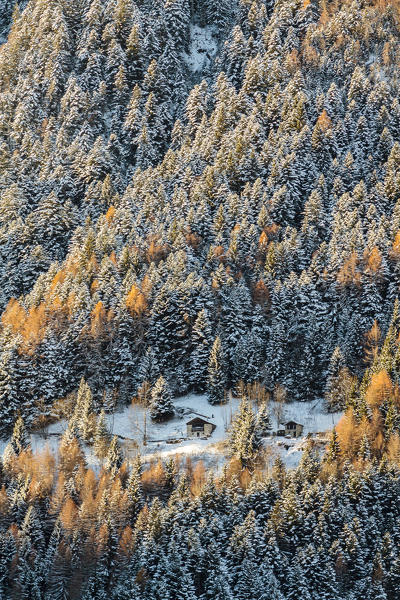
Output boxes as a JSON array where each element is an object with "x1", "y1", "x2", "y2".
[
  {"x1": 284, "y1": 421, "x2": 304, "y2": 438},
  {"x1": 186, "y1": 417, "x2": 216, "y2": 438}
]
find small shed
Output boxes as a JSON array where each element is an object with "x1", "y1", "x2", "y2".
[
  {"x1": 284, "y1": 421, "x2": 304, "y2": 438},
  {"x1": 187, "y1": 417, "x2": 216, "y2": 438}
]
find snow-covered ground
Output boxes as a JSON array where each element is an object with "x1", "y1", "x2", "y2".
[
  {"x1": 268, "y1": 397, "x2": 341, "y2": 434},
  {"x1": 0, "y1": 396, "x2": 342, "y2": 471},
  {"x1": 183, "y1": 24, "x2": 218, "y2": 74},
  {"x1": 107, "y1": 393, "x2": 240, "y2": 470},
  {"x1": 265, "y1": 398, "x2": 343, "y2": 469}
]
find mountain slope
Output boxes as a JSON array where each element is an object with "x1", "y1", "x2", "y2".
[{"x1": 1, "y1": 0, "x2": 400, "y2": 427}]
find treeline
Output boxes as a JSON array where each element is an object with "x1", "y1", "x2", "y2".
[{"x1": 1, "y1": 415, "x2": 400, "y2": 599}]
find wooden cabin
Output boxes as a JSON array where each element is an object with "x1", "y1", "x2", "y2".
[
  {"x1": 186, "y1": 417, "x2": 216, "y2": 438},
  {"x1": 284, "y1": 421, "x2": 304, "y2": 438}
]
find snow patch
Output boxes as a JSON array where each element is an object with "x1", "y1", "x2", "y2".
[{"x1": 183, "y1": 24, "x2": 218, "y2": 74}]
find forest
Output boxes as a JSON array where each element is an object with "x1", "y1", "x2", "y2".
[{"x1": 1, "y1": 0, "x2": 400, "y2": 597}]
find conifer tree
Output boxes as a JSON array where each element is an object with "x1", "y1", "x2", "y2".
[
  {"x1": 228, "y1": 396, "x2": 262, "y2": 467},
  {"x1": 326, "y1": 427, "x2": 341, "y2": 463},
  {"x1": 126, "y1": 454, "x2": 143, "y2": 521},
  {"x1": 191, "y1": 308, "x2": 213, "y2": 392},
  {"x1": 94, "y1": 410, "x2": 112, "y2": 459},
  {"x1": 325, "y1": 347, "x2": 352, "y2": 412},
  {"x1": 150, "y1": 376, "x2": 174, "y2": 422},
  {"x1": 10, "y1": 415, "x2": 29, "y2": 456},
  {"x1": 207, "y1": 336, "x2": 227, "y2": 405},
  {"x1": 69, "y1": 378, "x2": 96, "y2": 443},
  {"x1": 105, "y1": 435, "x2": 123, "y2": 474},
  {"x1": 0, "y1": 339, "x2": 21, "y2": 433}
]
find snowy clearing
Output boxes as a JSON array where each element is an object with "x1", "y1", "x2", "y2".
[
  {"x1": 107, "y1": 393, "x2": 240, "y2": 469},
  {"x1": 268, "y1": 397, "x2": 341, "y2": 434},
  {"x1": 0, "y1": 395, "x2": 342, "y2": 472},
  {"x1": 264, "y1": 398, "x2": 343, "y2": 468},
  {"x1": 183, "y1": 24, "x2": 218, "y2": 73}
]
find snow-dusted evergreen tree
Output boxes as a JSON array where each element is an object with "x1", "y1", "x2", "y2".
[
  {"x1": 228, "y1": 396, "x2": 264, "y2": 466},
  {"x1": 325, "y1": 347, "x2": 353, "y2": 412},
  {"x1": 69, "y1": 378, "x2": 96, "y2": 443},
  {"x1": 190, "y1": 308, "x2": 213, "y2": 392},
  {"x1": 105, "y1": 435, "x2": 123, "y2": 474},
  {"x1": 10, "y1": 415, "x2": 29, "y2": 456},
  {"x1": 150, "y1": 376, "x2": 174, "y2": 422},
  {"x1": 0, "y1": 338, "x2": 21, "y2": 433},
  {"x1": 93, "y1": 410, "x2": 112, "y2": 459},
  {"x1": 207, "y1": 336, "x2": 227, "y2": 405},
  {"x1": 137, "y1": 347, "x2": 161, "y2": 389}
]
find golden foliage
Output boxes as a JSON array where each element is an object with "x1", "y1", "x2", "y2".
[
  {"x1": 118, "y1": 526, "x2": 134, "y2": 557},
  {"x1": 60, "y1": 497, "x2": 78, "y2": 533},
  {"x1": 135, "y1": 380, "x2": 151, "y2": 406},
  {"x1": 80, "y1": 469, "x2": 97, "y2": 504},
  {"x1": 335, "y1": 370, "x2": 400, "y2": 465},
  {"x1": 91, "y1": 279, "x2": 99, "y2": 293},
  {"x1": 301, "y1": 41, "x2": 320, "y2": 67},
  {"x1": 105, "y1": 205, "x2": 116, "y2": 223},
  {"x1": 363, "y1": 320, "x2": 381, "y2": 364},
  {"x1": 317, "y1": 109, "x2": 332, "y2": 131},
  {"x1": 190, "y1": 461, "x2": 206, "y2": 496},
  {"x1": 336, "y1": 408, "x2": 360, "y2": 458},
  {"x1": 287, "y1": 48, "x2": 300, "y2": 74},
  {"x1": 141, "y1": 460, "x2": 165, "y2": 494},
  {"x1": 365, "y1": 370, "x2": 393, "y2": 408},
  {"x1": 135, "y1": 566, "x2": 149, "y2": 590},
  {"x1": 186, "y1": 231, "x2": 201, "y2": 249},
  {"x1": 126, "y1": 284, "x2": 147, "y2": 317},
  {"x1": 386, "y1": 433, "x2": 400, "y2": 463},
  {"x1": 382, "y1": 41, "x2": 392, "y2": 65},
  {"x1": 26, "y1": 446, "x2": 56, "y2": 500},
  {"x1": 212, "y1": 245, "x2": 225, "y2": 261},
  {"x1": 2, "y1": 295, "x2": 72, "y2": 353},
  {"x1": 59, "y1": 435, "x2": 86, "y2": 476},
  {"x1": 258, "y1": 230, "x2": 268, "y2": 249},
  {"x1": 89, "y1": 301, "x2": 114, "y2": 339},
  {"x1": 97, "y1": 523, "x2": 110, "y2": 555},
  {"x1": 364, "y1": 246, "x2": 382, "y2": 276},
  {"x1": 372, "y1": 424, "x2": 385, "y2": 454},
  {"x1": 0, "y1": 486, "x2": 10, "y2": 522},
  {"x1": 223, "y1": 458, "x2": 252, "y2": 490},
  {"x1": 1, "y1": 298, "x2": 26, "y2": 334},
  {"x1": 391, "y1": 230, "x2": 400, "y2": 257},
  {"x1": 236, "y1": 381, "x2": 270, "y2": 404},
  {"x1": 50, "y1": 269, "x2": 67, "y2": 290},
  {"x1": 146, "y1": 239, "x2": 168, "y2": 263},
  {"x1": 337, "y1": 252, "x2": 362, "y2": 287},
  {"x1": 265, "y1": 224, "x2": 279, "y2": 239}
]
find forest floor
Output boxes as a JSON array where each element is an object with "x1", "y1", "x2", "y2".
[{"x1": 0, "y1": 395, "x2": 343, "y2": 471}]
